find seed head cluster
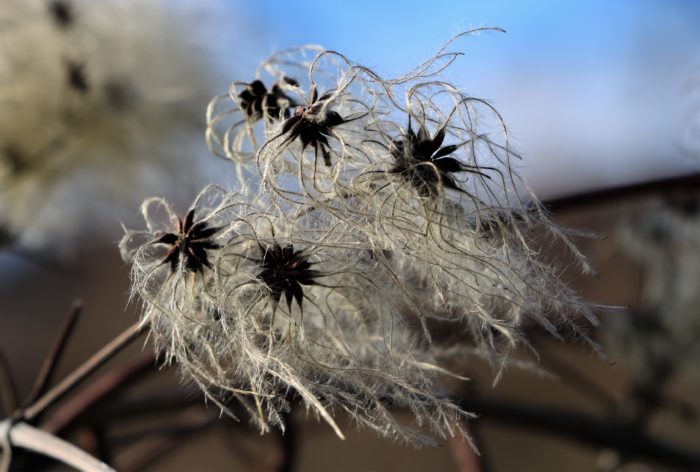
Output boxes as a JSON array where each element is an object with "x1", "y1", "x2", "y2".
[{"x1": 122, "y1": 31, "x2": 602, "y2": 444}]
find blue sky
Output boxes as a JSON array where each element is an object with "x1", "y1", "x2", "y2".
[{"x1": 214, "y1": 0, "x2": 700, "y2": 198}]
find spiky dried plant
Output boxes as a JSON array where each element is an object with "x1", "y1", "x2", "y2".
[{"x1": 123, "y1": 30, "x2": 604, "y2": 445}]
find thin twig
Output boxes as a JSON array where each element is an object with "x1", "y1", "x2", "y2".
[
  {"x1": 116, "y1": 407, "x2": 216, "y2": 472},
  {"x1": 118, "y1": 435, "x2": 184, "y2": 472},
  {"x1": 468, "y1": 419, "x2": 491, "y2": 472},
  {"x1": 85, "y1": 424, "x2": 112, "y2": 465},
  {"x1": 0, "y1": 351, "x2": 18, "y2": 418},
  {"x1": 89, "y1": 391, "x2": 199, "y2": 424},
  {"x1": 25, "y1": 300, "x2": 83, "y2": 405},
  {"x1": 41, "y1": 350, "x2": 157, "y2": 434},
  {"x1": 278, "y1": 412, "x2": 297, "y2": 472},
  {"x1": 0, "y1": 420, "x2": 12, "y2": 472},
  {"x1": 23, "y1": 321, "x2": 147, "y2": 421},
  {"x1": 448, "y1": 418, "x2": 482, "y2": 472},
  {"x1": 0, "y1": 420, "x2": 115, "y2": 472}
]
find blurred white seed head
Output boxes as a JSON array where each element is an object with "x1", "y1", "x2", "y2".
[{"x1": 0, "y1": 0, "x2": 221, "y2": 251}]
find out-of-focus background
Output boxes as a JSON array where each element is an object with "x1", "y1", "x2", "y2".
[{"x1": 1, "y1": 1, "x2": 699, "y2": 471}]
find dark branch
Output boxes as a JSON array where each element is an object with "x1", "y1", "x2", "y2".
[
  {"x1": 22, "y1": 321, "x2": 146, "y2": 421},
  {"x1": 25, "y1": 300, "x2": 83, "y2": 405},
  {"x1": 0, "y1": 351, "x2": 18, "y2": 418},
  {"x1": 41, "y1": 351, "x2": 158, "y2": 435}
]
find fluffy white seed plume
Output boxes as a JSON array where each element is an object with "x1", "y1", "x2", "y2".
[
  {"x1": 125, "y1": 32, "x2": 604, "y2": 445},
  {"x1": 0, "y1": 0, "x2": 218, "y2": 250},
  {"x1": 121, "y1": 186, "x2": 475, "y2": 443}
]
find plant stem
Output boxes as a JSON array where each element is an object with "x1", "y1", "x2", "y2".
[
  {"x1": 23, "y1": 321, "x2": 146, "y2": 421},
  {"x1": 25, "y1": 300, "x2": 83, "y2": 405},
  {"x1": 0, "y1": 420, "x2": 115, "y2": 472},
  {"x1": 42, "y1": 351, "x2": 157, "y2": 434}
]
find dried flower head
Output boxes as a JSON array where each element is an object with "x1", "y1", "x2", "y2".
[
  {"x1": 125, "y1": 31, "x2": 605, "y2": 446},
  {"x1": 206, "y1": 46, "x2": 324, "y2": 162},
  {"x1": 278, "y1": 87, "x2": 354, "y2": 167},
  {"x1": 237, "y1": 78, "x2": 298, "y2": 123},
  {"x1": 122, "y1": 188, "x2": 477, "y2": 443},
  {"x1": 253, "y1": 242, "x2": 321, "y2": 310},
  {"x1": 388, "y1": 117, "x2": 494, "y2": 198},
  {"x1": 154, "y1": 209, "x2": 222, "y2": 274}
]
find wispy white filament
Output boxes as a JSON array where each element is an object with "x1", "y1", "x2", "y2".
[{"x1": 124, "y1": 32, "x2": 603, "y2": 445}]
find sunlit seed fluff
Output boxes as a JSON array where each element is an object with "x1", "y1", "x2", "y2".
[
  {"x1": 122, "y1": 188, "x2": 475, "y2": 443},
  {"x1": 124, "y1": 31, "x2": 605, "y2": 446}
]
